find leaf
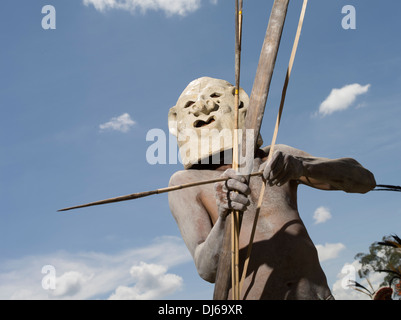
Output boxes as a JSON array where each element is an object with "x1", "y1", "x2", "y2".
[
  {"x1": 378, "y1": 241, "x2": 399, "y2": 248},
  {"x1": 377, "y1": 269, "x2": 401, "y2": 278},
  {"x1": 348, "y1": 280, "x2": 373, "y2": 296}
]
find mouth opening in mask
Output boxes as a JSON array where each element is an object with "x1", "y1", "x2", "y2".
[{"x1": 194, "y1": 117, "x2": 215, "y2": 128}]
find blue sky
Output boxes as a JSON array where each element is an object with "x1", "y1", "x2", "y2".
[{"x1": 1, "y1": 0, "x2": 401, "y2": 300}]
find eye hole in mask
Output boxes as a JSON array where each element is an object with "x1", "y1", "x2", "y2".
[
  {"x1": 210, "y1": 92, "x2": 222, "y2": 98},
  {"x1": 184, "y1": 101, "x2": 195, "y2": 108}
]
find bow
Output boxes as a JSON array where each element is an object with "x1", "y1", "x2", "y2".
[{"x1": 213, "y1": 0, "x2": 291, "y2": 300}]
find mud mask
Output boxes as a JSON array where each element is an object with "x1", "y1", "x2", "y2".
[{"x1": 168, "y1": 77, "x2": 250, "y2": 169}]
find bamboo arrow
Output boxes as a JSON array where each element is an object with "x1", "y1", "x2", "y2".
[
  {"x1": 231, "y1": 0, "x2": 244, "y2": 300},
  {"x1": 57, "y1": 175, "x2": 400, "y2": 212},
  {"x1": 57, "y1": 172, "x2": 263, "y2": 212}
]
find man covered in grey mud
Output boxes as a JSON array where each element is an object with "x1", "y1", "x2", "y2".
[{"x1": 167, "y1": 77, "x2": 376, "y2": 300}]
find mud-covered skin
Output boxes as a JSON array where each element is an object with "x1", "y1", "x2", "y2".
[{"x1": 168, "y1": 144, "x2": 376, "y2": 300}]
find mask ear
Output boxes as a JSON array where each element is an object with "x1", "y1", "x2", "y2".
[
  {"x1": 238, "y1": 88, "x2": 249, "y2": 109},
  {"x1": 168, "y1": 106, "x2": 178, "y2": 137},
  {"x1": 238, "y1": 87, "x2": 249, "y2": 123}
]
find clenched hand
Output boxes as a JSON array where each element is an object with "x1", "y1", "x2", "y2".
[
  {"x1": 214, "y1": 169, "x2": 251, "y2": 219},
  {"x1": 261, "y1": 151, "x2": 304, "y2": 186}
]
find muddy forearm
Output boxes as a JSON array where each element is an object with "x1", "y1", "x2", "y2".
[
  {"x1": 193, "y1": 216, "x2": 227, "y2": 283},
  {"x1": 193, "y1": 169, "x2": 250, "y2": 282},
  {"x1": 299, "y1": 157, "x2": 376, "y2": 193}
]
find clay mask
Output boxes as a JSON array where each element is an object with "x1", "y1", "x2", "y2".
[{"x1": 168, "y1": 77, "x2": 250, "y2": 169}]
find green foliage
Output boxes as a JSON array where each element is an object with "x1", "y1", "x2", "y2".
[{"x1": 354, "y1": 235, "x2": 401, "y2": 287}]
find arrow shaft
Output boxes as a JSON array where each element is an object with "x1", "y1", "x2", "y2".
[{"x1": 58, "y1": 172, "x2": 263, "y2": 212}]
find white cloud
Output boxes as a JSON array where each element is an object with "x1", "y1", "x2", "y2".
[
  {"x1": 108, "y1": 262, "x2": 183, "y2": 299},
  {"x1": 0, "y1": 236, "x2": 191, "y2": 300},
  {"x1": 53, "y1": 271, "x2": 93, "y2": 297},
  {"x1": 331, "y1": 260, "x2": 386, "y2": 300},
  {"x1": 83, "y1": 0, "x2": 208, "y2": 16},
  {"x1": 313, "y1": 206, "x2": 332, "y2": 224},
  {"x1": 99, "y1": 113, "x2": 136, "y2": 133},
  {"x1": 315, "y1": 243, "x2": 345, "y2": 262},
  {"x1": 318, "y1": 83, "x2": 371, "y2": 116}
]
